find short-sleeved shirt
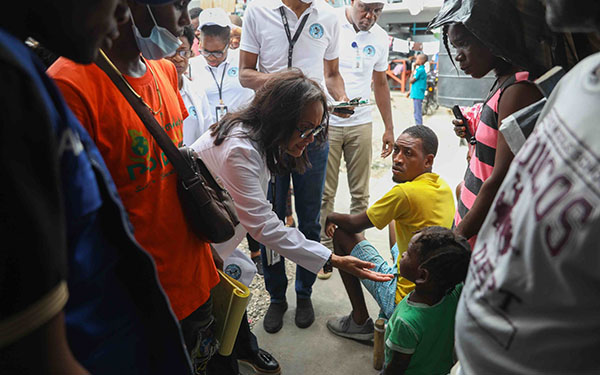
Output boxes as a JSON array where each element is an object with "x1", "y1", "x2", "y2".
[
  {"x1": 329, "y1": 6, "x2": 389, "y2": 127},
  {"x1": 240, "y1": 0, "x2": 340, "y2": 86},
  {"x1": 409, "y1": 65, "x2": 427, "y2": 100},
  {"x1": 385, "y1": 284, "x2": 463, "y2": 375},
  {"x1": 48, "y1": 57, "x2": 220, "y2": 320},
  {"x1": 366, "y1": 173, "x2": 454, "y2": 302},
  {"x1": 190, "y1": 48, "x2": 255, "y2": 123}
]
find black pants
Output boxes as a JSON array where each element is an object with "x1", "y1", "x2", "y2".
[
  {"x1": 180, "y1": 298, "x2": 218, "y2": 375},
  {"x1": 206, "y1": 311, "x2": 259, "y2": 374}
]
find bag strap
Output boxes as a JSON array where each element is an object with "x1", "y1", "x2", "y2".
[{"x1": 95, "y1": 52, "x2": 196, "y2": 182}]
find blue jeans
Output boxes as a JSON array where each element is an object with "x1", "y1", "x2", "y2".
[
  {"x1": 261, "y1": 141, "x2": 329, "y2": 302},
  {"x1": 413, "y1": 98, "x2": 423, "y2": 125}
]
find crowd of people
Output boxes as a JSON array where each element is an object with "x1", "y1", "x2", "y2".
[{"x1": 2, "y1": 0, "x2": 599, "y2": 374}]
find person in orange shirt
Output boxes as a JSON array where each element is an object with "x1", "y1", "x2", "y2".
[{"x1": 47, "y1": 1, "x2": 220, "y2": 374}]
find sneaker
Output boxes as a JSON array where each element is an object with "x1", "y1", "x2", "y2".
[
  {"x1": 326, "y1": 314, "x2": 374, "y2": 341},
  {"x1": 295, "y1": 298, "x2": 315, "y2": 328},
  {"x1": 251, "y1": 255, "x2": 263, "y2": 276},
  {"x1": 317, "y1": 268, "x2": 332, "y2": 280},
  {"x1": 263, "y1": 301, "x2": 288, "y2": 333}
]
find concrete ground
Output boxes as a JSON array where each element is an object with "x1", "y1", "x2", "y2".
[{"x1": 242, "y1": 92, "x2": 468, "y2": 375}]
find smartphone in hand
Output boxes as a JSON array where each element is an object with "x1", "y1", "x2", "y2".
[{"x1": 452, "y1": 105, "x2": 475, "y2": 144}]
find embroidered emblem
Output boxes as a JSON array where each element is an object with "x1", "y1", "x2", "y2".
[{"x1": 309, "y1": 23, "x2": 324, "y2": 39}]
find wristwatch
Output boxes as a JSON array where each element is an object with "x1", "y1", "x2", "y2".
[{"x1": 323, "y1": 254, "x2": 333, "y2": 273}]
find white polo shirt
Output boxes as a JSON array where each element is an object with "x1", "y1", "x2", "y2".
[
  {"x1": 179, "y1": 74, "x2": 213, "y2": 145},
  {"x1": 329, "y1": 6, "x2": 389, "y2": 127},
  {"x1": 190, "y1": 48, "x2": 255, "y2": 123},
  {"x1": 240, "y1": 0, "x2": 340, "y2": 86}
]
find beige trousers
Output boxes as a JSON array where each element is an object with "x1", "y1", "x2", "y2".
[{"x1": 320, "y1": 122, "x2": 373, "y2": 250}]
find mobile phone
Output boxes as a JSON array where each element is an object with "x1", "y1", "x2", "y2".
[
  {"x1": 452, "y1": 105, "x2": 475, "y2": 144},
  {"x1": 333, "y1": 107, "x2": 355, "y2": 115}
]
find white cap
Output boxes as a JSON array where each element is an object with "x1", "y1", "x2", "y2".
[
  {"x1": 197, "y1": 8, "x2": 232, "y2": 31},
  {"x1": 359, "y1": 0, "x2": 386, "y2": 4}
]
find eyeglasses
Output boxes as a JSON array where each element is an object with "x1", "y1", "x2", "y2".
[
  {"x1": 296, "y1": 124, "x2": 325, "y2": 139},
  {"x1": 200, "y1": 44, "x2": 229, "y2": 59},
  {"x1": 174, "y1": 50, "x2": 194, "y2": 58},
  {"x1": 357, "y1": 2, "x2": 383, "y2": 16}
]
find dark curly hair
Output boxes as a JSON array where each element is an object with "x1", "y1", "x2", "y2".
[
  {"x1": 412, "y1": 226, "x2": 471, "y2": 295},
  {"x1": 210, "y1": 69, "x2": 329, "y2": 175}
]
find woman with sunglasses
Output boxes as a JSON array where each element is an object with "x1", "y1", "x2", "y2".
[
  {"x1": 192, "y1": 69, "x2": 393, "y2": 289},
  {"x1": 166, "y1": 25, "x2": 213, "y2": 146},
  {"x1": 190, "y1": 8, "x2": 254, "y2": 124}
]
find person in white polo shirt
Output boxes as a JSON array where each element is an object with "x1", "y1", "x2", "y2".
[
  {"x1": 318, "y1": 0, "x2": 395, "y2": 279},
  {"x1": 190, "y1": 8, "x2": 255, "y2": 124},
  {"x1": 239, "y1": 0, "x2": 351, "y2": 334}
]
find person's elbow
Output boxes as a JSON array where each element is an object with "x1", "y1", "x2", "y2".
[{"x1": 239, "y1": 67, "x2": 253, "y2": 88}]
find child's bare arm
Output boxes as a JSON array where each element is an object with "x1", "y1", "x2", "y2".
[{"x1": 383, "y1": 351, "x2": 412, "y2": 375}]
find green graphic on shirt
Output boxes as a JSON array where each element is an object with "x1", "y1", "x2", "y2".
[{"x1": 129, "y1": 130, "x2": 149, "y2": 157}]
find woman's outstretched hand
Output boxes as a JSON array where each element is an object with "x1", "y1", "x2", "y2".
[{"x1": 331, "y1": 254, "x2": 395, "y2": 282}]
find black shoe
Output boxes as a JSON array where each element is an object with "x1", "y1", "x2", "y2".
[
  {"x1": 238, "y1": 348, "x2": 281, "y2": 374},
  {"x1": 295, "y1": 298, "x2": 315, "y2": 329},
  {"x1": 263, "y1": 301, "x2": 287, "y2": 333},
  {"x1": 252, "y1": 255, "x2": 264, "y2": 276}
]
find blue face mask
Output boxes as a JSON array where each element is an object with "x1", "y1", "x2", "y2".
[{"x1": 131, "y1": 5, "x2": 182, "y2": 60}]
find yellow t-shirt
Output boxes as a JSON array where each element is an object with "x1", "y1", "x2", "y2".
[{"x1": 366, "y1": 173, "x2": 455, "y2": 304}]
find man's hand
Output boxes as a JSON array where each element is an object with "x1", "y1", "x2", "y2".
[
  {"x1": 331, "y1": 94, "x2": 354, "y2": 119},
  {"x1": 325, "y1": 216, "x2": 337, "y2": 238},
  {"x1": 331, "y1": 254, "x2": 395, "y2": 282},
  {"x1": 381, "y1": 129, "x2": 394, "y2": 158}
]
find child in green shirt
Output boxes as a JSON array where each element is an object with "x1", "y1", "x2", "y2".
[{"x1": 383, "y1": 226, "x2": 471, "y2": 375}]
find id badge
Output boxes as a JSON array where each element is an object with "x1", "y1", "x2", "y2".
[
  {"x1": 215, "y1": 104, "x2": 228, "y2": 122},
  {"x1": 353, "y1": 54, "x2": 364, "y2": 72},
  {"x1": 265, "y1": 247, "x2": 281, "y2": 266}
]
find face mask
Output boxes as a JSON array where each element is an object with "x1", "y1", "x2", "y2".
[
  {"x1": 300, "y1": 0, "x2": 313, "y2": 3},
  {"x1": 131, "y1": 5, "x2": 182, "y2": 60}
]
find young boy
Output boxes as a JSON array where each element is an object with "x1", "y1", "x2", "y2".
[
  {"x1": 408, "y1": 53, "x2": 428, "y2": 125},
  {"x1": 383, "y1": 226, "x2": 471, "y2": 375}
]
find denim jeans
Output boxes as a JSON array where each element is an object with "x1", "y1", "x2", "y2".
[
  {"x1": 413, "y1": 98, "x2": 423, "y2": 125},
  {"x1": 261, "y1": 141, "x2": 329, "y2": 302}
]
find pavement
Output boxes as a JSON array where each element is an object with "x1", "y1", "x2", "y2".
[{"x1": 241, "y1": 92, "x2": 468, "y2": 375}]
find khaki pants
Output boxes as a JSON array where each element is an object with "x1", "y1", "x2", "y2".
[{"x1": 320, "y1": 122, "x2": 372, "y2": 250}]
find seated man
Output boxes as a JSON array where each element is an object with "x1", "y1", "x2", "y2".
[{"x1": 325, "y1": 125, "x2": 455, "y2": 339}]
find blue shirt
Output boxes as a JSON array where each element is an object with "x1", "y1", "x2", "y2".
[
  {"x1": 409, "y1": 65, "x2": 427, "y2": 100},
  {"x1": 0, "y1": 29, "x2": 192, "y2": 374}
]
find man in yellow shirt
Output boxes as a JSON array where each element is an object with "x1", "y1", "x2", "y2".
[{"x1": 324, "y1": 125, "x2": 454, "y2": 340}]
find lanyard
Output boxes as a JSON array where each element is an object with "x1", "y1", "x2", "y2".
[
  {"x1": 208, "y1": 62, "x2": 228, "y2": 104},
  {"x1": 279, "y1": 7, "x2": 310, "y2": 68}
]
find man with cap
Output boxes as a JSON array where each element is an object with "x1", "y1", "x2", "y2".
[
  {"x1": 318, "y1": 0, "x2": 394, "y2": 279},
  {"x1": 191, "y1": 8, "x2": 254, "y2": 124},
  {"x1": 239, "y1": 0, "x2": 352, "y2": 334},
  {"x1": 452, "y1": 1, "x2": 600, "y2": 374},
  {"x1": 47, "y1": 1, "x2": 221, "y2": 374},
  {"x1": 1, "y1": 0, "x2": 193, "y2": 374}
]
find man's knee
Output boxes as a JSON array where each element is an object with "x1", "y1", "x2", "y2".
[{"x1": 332, "y1": 229, "x2": 365, "y2": 256}]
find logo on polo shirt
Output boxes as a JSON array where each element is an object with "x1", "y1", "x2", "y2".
[
  {"x1": 363, "y1": 45, "x2": 376, "y2": 57},
  {"x1": 225, "y1": 263, "x2": 242, "y2": 280},
  {"x1": 309, "y1": 23, "x2": 324, "y2": 39},
  {"x1": 227, "y1": 67, "x2": 238, "y2": 77},
  {"x1": 189, "y1": 105, "x2": 198, "y2": 118}
]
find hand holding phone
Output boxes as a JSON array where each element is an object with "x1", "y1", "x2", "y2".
[{"x1": 452, "y1": 105, "x2": 475, "y2": 144}]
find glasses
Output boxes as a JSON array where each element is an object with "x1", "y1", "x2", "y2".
[
  {"x1": 200, "y1": 44, "x2": 229, "y2": 59},
  {"x1": 357, "y1": 2, "x2": 383, "y2": 16},
  {"x1": 296, "y1": 124, "x2": 325, "y2": 139},
  {"x1": 174, "y1": 50, "x2": 194, "y2": 58}
]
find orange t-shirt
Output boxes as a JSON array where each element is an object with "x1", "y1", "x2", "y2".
[{"x1": 48, "y1": 57, "x2": 219, "y2": 320}]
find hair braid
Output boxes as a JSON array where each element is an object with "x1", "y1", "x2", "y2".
[{"x1": 413, "y1": 226, "x2": 471, "y2": 295}]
